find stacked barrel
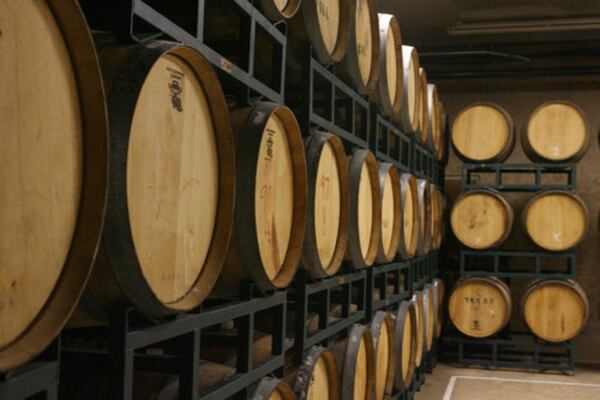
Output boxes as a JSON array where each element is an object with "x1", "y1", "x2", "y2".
[{"x1": 447, "y1": 101, "x2": 590, "y2": 344}]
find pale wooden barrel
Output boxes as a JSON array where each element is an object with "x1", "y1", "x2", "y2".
[
  {"x1": 400, "y1": 46, "x2": 421, "y2": 134},
  {"x1": 289, "y1": 0, "x2": 351, "y2": 65},
  {"x1": 416, "y1": 179, "x2": 432, "y2": 256},
  {"x1": 69, "y1": 41, "x2": 235, "y2": 326},
  {"x1": 303, "y1": 131, "x2": 349, "y2": 279},
  {"x1": 346, "y1": 150, "x2": 382, "y2": 268},
  {"x1": 412, "y1": 292, "x2": 426, "y2": 367},
  {"x1": 376, "y1": 164, "x2": 402, "y2": 263},
  {"x1": 451, "y1": 190, "x2": 513, "y2": 250},
  {"x1": 259, "y1": 0, "x2": 302, "y2": 21},
  {"x1": 214, "y1": 103, "x2": 307, "y2": 294},
  {"x1": 417, "y1": 68, "x2": 429, "y2": 144},
  {"x1": 433, "y1": 278, "x2": 445, "y2": 338},
  {"x1": 522, "y1": 279, "x2": 589, "y2": 343},
  {"x1": 523, "y1": 101, "x2": 590, "y2": 162},
  {"x1": 429, "y1": 185, "x2": 443, "y2": 251},
  {"x1": 522, "y1": 191, "x2": 588, "y2": 252},
  {"x1": 449, "y1": 276, "x2": 512, "y2": 338},
  {"x1": 253, "y1": 377, "x2": 296, "y2": 400},
  {"x1": 427, "y1": 84, "x2": 442, "y2": 155},
  {"x1": 451, "y1": 103, "x2": 514, "y2": 162},
  {"x1": 293, "y1": 346, "x2": 340, "y2": 400},
  {"x1": 0, "y1": 0, "x2": 108, "y2": 372},
  {"x1": 370, "y1": 312, "x2": 396, "y2": 400},
  {"x1": 340, "y1": 0, "x2": 380, "y2": 94},
  {"x1": 398, "y1": 174, "x2": 419, "y2": 259},
  {"x1": 394, "y1": 300, "x2": 417, "y2": 391},
  {"x1": 437, "y1": 100, "x2": 448, "y2": 162},
  {"x1": 376, "y1": 14, "x2": 403, "y2": 121},
  {"x1": 423, "y1": 283, "x2": 436, "y2": 351},
  {"x1": 331, "y1": 324, "x2": 375, "y2": 400}
]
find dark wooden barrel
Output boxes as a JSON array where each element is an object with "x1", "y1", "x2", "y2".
[
  {"x1": 398, "y1": 174, "x2": 419, "y2": 259},
  {"x1": 451, "y1": 102, "x2": 515, "y2": 162},
  {"x1": 259, "y1": 0, "x2": 302, "y2": 21},
  {"x1": 0, "y1": 0, "x2": 108, "y2": 372},
  {"x1": 429, "y1": 185, "x2": 444, "y2": 251},
  {"x1": 69, "y1": 41, "x2": 235, "y2": 326},
  {"x1": 417, "y1": 67, "x2": 429, "y2": 144},
  {"x1": 253, "y1": 377, "x2": 296, "y2": 400},
  {"x1": 377, "y1": 164, "x2": 402, "y2": 263},
  {"x1": 522, "y1": 190, "x2": 588, "y2": 252},
  {"x1": 214, "y1": 102, "x2": 307, "y2": 294},
  {"x1": 450, "y1": 189, "x2": 513, "y2": 250},
  {"x1": 370, "y1": 312, "x2": 395, "y2": 400},
  {"x1": 437, "y1": 100, "x2": 448, "y2": 163},
  {"x1": 340, "y1": 0, "x2": 380, "y2": 94},
  {"x1": 376, "y1": 14, "x2": 403, "y2": 121},
  {"x1": 416, "y1": 179, "x2": 432, "y2": 256},
  {"x1": 522, "y1": 279, "x2": 589, "y2": 343},
  {"x1": 433, "y1": 278, "x2": 445, "y2": 338},
  {"x1": 523, "y1": 100, "x2": 590, "y2": 162},
  {"x1": 331, "y1": 324, "x2": 375, "y2": 400},
  {"x1": 393, "y1": 300, "x2": 416, "y2": 391},
  {"x1": 303, "y1": 131, "x2": 350, "y2": 279},
  {"x1": 448, "y1": 276, "x2": 512, "y2": 338},
  {"x1": 411, "y1": 292, "x2": 425, "y2": 368},
  {"x1": 400, "y1": 46, "x2": 421, "y2": 135},
  {"x1": 423, "y1": 283, "x2": 436, "y2": 352},
  {"x1": 288, "y1": 0, "x2": 351, "y2": 65},
  {"x1": 293, "y1": 346, "x2": 340, "y2": 400},
  {"x1": 345, "y1": 150, "x2": 382, "y2": 269}
]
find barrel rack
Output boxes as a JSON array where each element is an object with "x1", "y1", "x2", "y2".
[
  {"x1": 442, "y1": 163, "x2": 578, "y2": 374},
  {"x1": 0, "y1": 340, "x2": 60, "y2": 400},
  {"x1": 60, "y1": 287, "x2": 287, "y2": 400}
]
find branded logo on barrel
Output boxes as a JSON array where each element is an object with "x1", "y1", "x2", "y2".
[{"x1": 167, "y1": 67, "x2": 184, "y2": 112}]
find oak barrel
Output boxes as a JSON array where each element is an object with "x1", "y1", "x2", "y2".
[
  {"x1": 253, "y1": 377, "x2": 296, "y2": 400},
  {"x1": 451, "y1": 190, "x2": 513, "y2": 250},
  {"x1": 345, "y1": 150, "x2": 382, "y2": 269},
  {"x1": 289, "y1": 0, "x2": 351, "y2": 65},
  {"x1": 370, "y1": 312, "x2": 395, "y2": 400},
  {"x1": 523, "y1": 101, "x2": 590, "y2": 162},
  {"x1": 423, "y1": 283, "x2": 436, "y2": 351},
  {"x1": 393, "y1": 300, "x2": 417, "y2": 391},
  {"x1": 0, "y1": 0, "x2": 108, "y2": 372},
  {"x1": 259, "y1": 0, "x2": 302, "y2": 21},
  {"x1": 522, "y1": 279, "x2": 589, "y2": 343},
  {"x1": 377, "y1": 164, "x2": 402, "y2": 263},
  {"x1": 340, "y1": 0, "x2": 380, "y2": 94},
  {"x1": 293, "y1": 346, "x2": 340, "y2": 400},
  {"x1": 427, "y1": 84, "x2": 442, "y2": 156},
  {"x1": 412, "y1": 292, "x2": 426, "y2": 367},
  {"x1": 331, "y1": 324, "x2": 375, "y2": 400},
  {"x1": 437, "y1": 100, "x2": 448, "y2": 162},
  {"x1": 416, "y1": 179, "x2": 432, "y2": 256},
  {"x1": 448, "y1": 276, "x2": 512, "y2": 338},
  {"x1": 69, "y1": 41, "x2": 236, "y2": 326},
  {"x1": 398, "y1": 174, "x2": 419, "y2": 259},
  {"x1": 376, "y1": 14, "x2": 403, "y2": 121},
  {"x1": 401, "y1": 46, "x2": 421, "y2": 134},
  {"x1": 417, "y1": 68, "x2": 429, "y2": 144},
  {"x1": 303, "y1": 131, "x2": 350, "y2": 279},
  {"x1": 451, "y1": 103, "x2": 514, "y2": 162},
  {"x1": 522, "y1": 191, "x2": 588, "y2": 252},
  {"x1": 429, "y1": 184, "x2": 444, "y2": 251},
  {"x1": 433, "y1": 278, "x2": 445, "y2": 338},
  {"x1": 215, "y1": 103, "x2": 307, "y2": 294}
]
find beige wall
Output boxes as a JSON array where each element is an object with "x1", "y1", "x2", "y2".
[{"x1": 439, "y1": 76, "x2": 600, "y2": 363}]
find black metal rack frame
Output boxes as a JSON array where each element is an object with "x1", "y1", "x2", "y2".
[
  {"x1": 365, "y1": 261, "x2": 411, "y2": 321},
  {"x1": 370, "y1": 107, "x2": 412, "y2": 174},
  {"x1": 62, "y1": 289, "x2": 286, "y2": 400},
  {"x1": 413, "y1": 141, "x2": 437, "y2": 182},
  {"x1": 131, "y1": 0, "x2": 287, "y2": 103},
  {"x1": 462, "y1": 163, "x2": 576, "y2": 191}
]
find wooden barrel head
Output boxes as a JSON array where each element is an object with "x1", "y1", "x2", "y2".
[
  {"x1": 252, "y1": 377, "x2": 295, "y2": 400},
  {"x1": 377, "y1": 14, "x2": 402, "y2": 120},
  {"x1": 433, "y1": 278, "x2": 445, "y2": 338},
  {"x1": 370, "y1": 312, "x2": 395, "y2": 400},
  {"x1": 317, "y1": 0, "x2": 342, "y2": 57},
  {"x1": 354, "y1": 0, "x2": 374, "y2": 87},
  {"x1": 416, "y1": 179, "x2": 432, "y2": 255},
  {"x1": 303, "y1": 132, "x2": 349, "y2": 279},
  {"x1": 394, "y1": 301, "x2": 416, "y2": 390},
  {"x1": 418, "y1": 68, "x2": 429, "y2": 144},
  {"x1": 452, "y1": 103, "x2": 514, "y2": 162},
  {"x1": 448, "y1": 277, "x2": 512, "y2": 338},
  {"x1": 401, "y1": 46, "x2": 421, "y2": 134},
  {"x1": 127, "y1": 52, "x2": 219, "y2": 305},
  {"x1": 294, "y1": 346, "x2": 340, "y2": 400},
  {"x1": 423, "y1": 283, "x2": 436, "y2": 351},
  {"x1": 522, "y1": 280, "x2": 589, "y2": 343},
  {"x1": 427, "y1": 84, "x2": 441, "y2": 154},
  {"x1": 399, "y1": 174, "x2": 418, "y2": 259},
  {"x1": 1, "y1": 0, "x2": 107, "y2": 371},
  {"x1": 525, "y1": 101, "x2": 589, "y2": 162},
  {"x1": 412, "y1": 292, "x2": 425, "y2": 367},
  {"x1": 451, "y1": 190, "x2": 513, "y2": 250},
  {"x1": 377, "y1": 164, "x2": 401, "y2": 263},
  {"x1": 523, "y1": 191, "x2": 588, "y2": 252}
]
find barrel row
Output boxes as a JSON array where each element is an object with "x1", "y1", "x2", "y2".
[
  {"x1": 450, "y1": 189, "x2": 588, "y2": 252},
  {"x1": 448, "y1": 276, "x2": 589, "y2": 343},
  {"x1": 451, "y1": 101, "x2": 590, "y2": 163}
]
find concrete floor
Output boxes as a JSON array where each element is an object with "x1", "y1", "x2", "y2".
[{"x1": 415, "y1": 363, "x2": 600, "y2": 400}]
